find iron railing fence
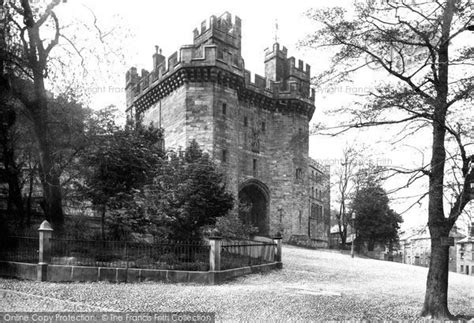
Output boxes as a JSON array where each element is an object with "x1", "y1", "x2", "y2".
[
  {"x1": 1, "y1": 235, "x2": 278, "y2": 271},
  {"x1": 49, "y1": 237, "x2": 210, "y2": 271},
  {"x1": 0, "y1": 236, "x2": 38, "y2": 263},
  {"x1": 221, "y1": 239, "x2": 276, "y2": 270}
]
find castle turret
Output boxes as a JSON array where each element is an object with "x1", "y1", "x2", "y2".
[
  {"x1": 264, "y1": 43, "x2": 288, "y2": 82},
  {"x1": 265, "y1": 42, "x2": 312, "y2": 100},
  {"x1": 125, "y1": 67, "x2": 139, "y2": 109},
  {"x1": 193, "y1": 12, "x2": 242, "y2": 62}
]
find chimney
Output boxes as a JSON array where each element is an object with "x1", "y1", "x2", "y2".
[{"x1": 153, "y1": 45, "x2": 165, "y2": 70}]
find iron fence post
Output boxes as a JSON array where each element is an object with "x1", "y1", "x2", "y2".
[
  {"x1": 125, "y1": 241, "x2": 129, "y2": 283},
  {"x1": 38, "y1": 220, "x2": 53, "y2": 281}
]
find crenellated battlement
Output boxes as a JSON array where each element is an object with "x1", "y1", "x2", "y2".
[
  {"x1": 193, "y1": 12, "x2": 241, "y2": 39},
  {"x1": 125, "y1": 13, "x2": 315, "y2": 117},
  {"x1": 193, "y1": 12, "x2": 241, "y2": 54},
  {"x1": 264, "y1": 43, "x2": 310, "y2": 82}
]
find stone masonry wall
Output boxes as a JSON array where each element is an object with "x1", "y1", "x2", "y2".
[{"x1": 142, "y1": 81, "x2": 310, "y2": 240}]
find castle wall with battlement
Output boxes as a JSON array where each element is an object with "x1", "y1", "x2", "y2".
[
  {"x1": 126, "y1": 42, "x2": 315, "y2": 114},
  {"x1": 125, "y1": 12, "x2": 329, "y2": 243}
]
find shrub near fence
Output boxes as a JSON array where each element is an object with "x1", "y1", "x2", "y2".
[{"x1": 0, "y1": 236, "x2": 38, "y2": 263}]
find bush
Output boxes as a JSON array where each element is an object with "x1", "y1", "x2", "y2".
[{"x1": 213, "y1": 213, "x2": 258, "y2": 239}]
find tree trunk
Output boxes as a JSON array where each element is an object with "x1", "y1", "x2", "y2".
[
  {"x1": 421, "y1": 226, "x2": 452, "y2": 318},
  {"x1": 7, "y1": 169, "x2": 25, "y2": 225},
  {"x1": 19, "y1": 2, "x2": 65, "y2": 229},
  {"x1": 421, "y1": 0, "x2": 454, "y2": 314},
  {"x1": 26, "y1": 169, "x2": 34, "y2": 227},
  {"x1": 34, "y1": 121, "x2": 64, "y2": 228},
  {"x1": 29, "y1": 73, "x2": 64, "y2": 228},
  {"x1": 101, "y1": 205, "x2": 106, "y2": 241}
]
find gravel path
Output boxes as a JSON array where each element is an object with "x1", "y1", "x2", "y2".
[{"x1": 1, "y1": 245, "x2": 473, "y2": 321}]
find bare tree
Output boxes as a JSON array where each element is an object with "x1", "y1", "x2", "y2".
[
  {"x1": 304, "y1": 0, "x2": 473, "y2": 318},
  {"x1": 334, "y1": 145, "x2": 360, "y2": 246}
]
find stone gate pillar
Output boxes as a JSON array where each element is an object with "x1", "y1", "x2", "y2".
[{"x1": 37, "y1": 220, "x2": 53, "y2": 281}]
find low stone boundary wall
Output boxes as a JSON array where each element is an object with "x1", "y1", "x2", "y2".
[{"x1": 0, "y1": 261, "x2": 279, "y2": 284}]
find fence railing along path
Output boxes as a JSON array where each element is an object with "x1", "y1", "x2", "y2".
[{"x1": 0, "y1": 220, "x2": 283, "y2": 282}]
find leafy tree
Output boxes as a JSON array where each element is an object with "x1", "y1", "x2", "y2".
[
  {"x1": 78, "y1": 110, "x2": 164, "y2": 239},
  {"x1": 352, "y1": 177, "x2": 403, "y2": 251},
  {"x1": 143, "y1": 140, "x2": 234, "y2": 241},
  {"x1": 305, "y1": 0, "x2": 473, "y2": 317},
  {"x1": 0, "y1": 91, "x2": 89, "y2": 230},
  {"x1": 1, "y1": 0, "x2": 129, "y2": 228}
]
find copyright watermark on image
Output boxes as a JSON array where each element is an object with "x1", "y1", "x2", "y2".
[
  {"x1": 314, "y1": 157, "x2": 393, "y2": 167},
  {"x1": 0, "y1": 312, "x2": 215, "y2": 323},
  {"x1": 315, "y1": 85, "x2": 378, "y2": 96},
  {"x1": 86, "y1": 86, "x2": 124, "y2": 95}
]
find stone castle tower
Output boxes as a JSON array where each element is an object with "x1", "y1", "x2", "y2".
[{"x1": 125, "y1": 12, "x2": 327, "y2": 242}]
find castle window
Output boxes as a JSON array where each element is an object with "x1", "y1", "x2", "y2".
[
  {"x1": 296, "y1": 168, "x2": 302, "y2": 180},
  {"x1": 244, "y1": 116, "x2": 248, "y2": 127},
  {"x1": 253, "y1": 159, "x2": 257, "y2": 173},
  {"x1": 299, "y1": 210, "x2": 302, "y2": 229},
  {"x1": 222, "y1": 103, "x2": 227, "y2": 116},
  {"x1": 261, "y1": 122, "x2": 266, "y2": 132},
  {"x1": 222, "y1": 149, "x2": 228, "y2": 163},
  {"x1": 311, "y1": 203, "x2": 317, "y2": 220},
  {"x1": 311, "y1": 187, "x2": 314, "y2": 198}
]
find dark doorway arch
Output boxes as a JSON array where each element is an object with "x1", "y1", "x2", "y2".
[{"x1": 238, "y1": 179, "x2": 270, "y2": 236}]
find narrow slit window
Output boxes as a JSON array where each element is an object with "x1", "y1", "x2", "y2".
[
  {"x1": 222, "y1": 103, "x2": 227, "y2": 115},
  {"x1": 222, "y1": 149, "x2": 228, "y2": 163},
  {"x1": 296, "y1": 168, "x2": 302, "y2": 180}
]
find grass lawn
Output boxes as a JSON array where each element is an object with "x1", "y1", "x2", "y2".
[{"x1": 1, "y1": 245, "x2": 473, "y2": 321}]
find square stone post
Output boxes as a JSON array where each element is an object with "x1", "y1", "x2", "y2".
[
  {"x1": 209, "y1": 237, "x2": 222, "y2": 272},
  {"x1": 273, "y1": 235, "x2": 283, "y2": 269},
  {"x1": 38, "y1": 220, "x2": 53, "y2": 281}
]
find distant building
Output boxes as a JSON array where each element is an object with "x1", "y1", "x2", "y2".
[
  {"x1": 457, "y1": 223, "x2": 474, "y2": 275},
  {"x1": 306, "y1": 159, "x2": 331, "y2": 247},
  {"x1": 329, "y1": 224, "x2": 354, "y2": 249},
  {"x1": 400, "y1": 225, "x2": 465, "y2": 272}
]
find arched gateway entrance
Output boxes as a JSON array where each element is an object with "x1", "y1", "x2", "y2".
[{"x1": 238, "y1": 179, "x2": 270, "y2": 236}]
